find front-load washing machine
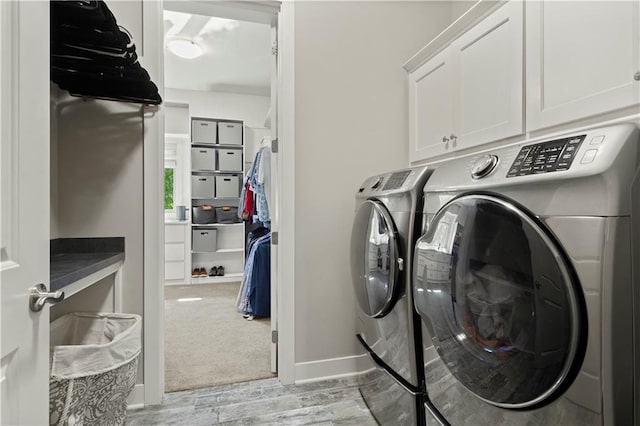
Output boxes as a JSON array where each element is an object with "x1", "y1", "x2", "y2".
[
  {"x1": 351, "y1": 165, "x2": 443, "y2": 426},
  {"x1": 413, "y1": 123, "x2": 640, "y2": 425}
]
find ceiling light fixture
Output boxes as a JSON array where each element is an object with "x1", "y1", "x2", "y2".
[{"x1": 167, "y1": 38, "x2": 203, "y2": 59}]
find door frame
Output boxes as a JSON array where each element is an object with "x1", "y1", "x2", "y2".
[{"x1": 141, "y1": 0, "x2": 295, "y2": 405}]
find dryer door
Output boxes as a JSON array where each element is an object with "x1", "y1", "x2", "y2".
[
  {"x1": 414, "y1": 194, "x2": 584, "y2": 409},
  {"x1": 350, "y1": 199, "x2": 401, "y2": 318}
]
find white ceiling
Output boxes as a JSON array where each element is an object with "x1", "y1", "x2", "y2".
[{"x1": 163, "y1": 10, "x2": 271, "y2": 96}]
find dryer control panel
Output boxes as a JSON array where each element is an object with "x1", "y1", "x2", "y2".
[{"x1": 507, "y1": 135, "x2": 586, "y2": 177}]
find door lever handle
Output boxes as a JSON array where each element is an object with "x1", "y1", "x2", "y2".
[{"x1": 29, "y1": 283, "x2": 65, "y2": 312}]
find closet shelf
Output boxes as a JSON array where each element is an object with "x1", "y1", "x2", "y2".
[
  {"x1": 191, "y1": 143, "x2": 244, "y2": 150},
  {"x1": 50, "y1": 237, "x2": 125, "y2": 298},
  {"x1": 191, "y1": 223, "x2": 243, "y2": 227},
  {"x1": 191, "y1": 170, "x2": 244, "y2": 174},
  {"x1": 191, "y1": 197, "x2": 240, "y2": 201},
  {"x1": 191, "y1": 247, "x2": 243, "y2": 254},
  {"x1": 191, "y1": 273, "x2": 243, "y2": 284}
]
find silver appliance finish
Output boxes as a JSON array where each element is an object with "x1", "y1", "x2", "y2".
[
  {"x1": 351, "y1": 165, "x2": 433, "y2": 426},
  {"x1": 415, "y1": 123, "x2": 640, "y2": 425}
]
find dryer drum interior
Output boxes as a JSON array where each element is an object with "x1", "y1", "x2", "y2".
[{"x1": 414, "y1": 194, "x2": 586, "y2": 409}]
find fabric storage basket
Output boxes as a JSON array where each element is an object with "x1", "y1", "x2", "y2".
[
  {"x1": 192, "y1": 175, "x2": 216, "y2": 198},
  {"x1": 192, "y1": 204, "x2": 216, "y2": 224},
  {"x1": 215, "y1": 175, "x2": 240, "y2": 198},
  {"x1": 191, "y1": 147, "x2": 216, "y2": 171},
  {"x1": 49, "y1": 313, "x2": 142, "y2": 426},
  {"x1": 191, "y1": 119, "x2": 217, "y2": 144},
  {"x1": 216, "y1": 206, "x2": 240, "y2": 224},
  {"x1": 217, "y1": 122, "x2": 242, "y2": 145},
  {"x1": 216, "y1": 149, "x2": 242, "y2": 172},
  {"x1": 192, "y1": 227, "x2": 217, "y2": 252}
]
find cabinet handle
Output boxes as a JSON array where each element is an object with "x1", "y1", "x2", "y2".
[
  {"x1": 442, "y1": 136, "x2": 449, "y2": 144},
  {"x1": 450, "y1": 134, "x2": 458, "y2": 142},
  {"x1": 635, "y1": 71, "x2": 640, "y2": 81}
]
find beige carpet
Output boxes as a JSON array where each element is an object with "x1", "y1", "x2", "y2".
[{"x1": 164, "y1": 282, "x2": 274, "y2": 393}]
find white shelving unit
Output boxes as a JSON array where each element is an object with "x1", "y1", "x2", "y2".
[
  {"x1": 190, "y1": 273, "x2": 244, "y2": 284},
  {"x1": 190, "y1": 117, "x2": 245, "y2": 284}
]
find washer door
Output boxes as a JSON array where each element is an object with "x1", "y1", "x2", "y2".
[
  {"x1": 351, "y1": 199, "x2": 401, "y2": 318},
  {"x1": 414, "y1": 194, "x2": 584, "y2": 409}
]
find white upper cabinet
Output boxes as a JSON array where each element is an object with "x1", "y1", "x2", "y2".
[
  {"x1": 452, "y1": 0, "x2": 523, "y2": 148},
  {"x1": 409, "y1": 48, "x2": 454, "y2": 162},
  {"x1": 526, "y1": 1, "x2": 640, "y2": 131},
  {"x1": 408, "y1": 1, "x2": 523, "y2": 162}
]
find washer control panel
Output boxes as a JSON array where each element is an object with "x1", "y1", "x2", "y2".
[
  {"x1": 383, "y1": 170, "x2": 412, "y2": 190},
  {"x1": 507, "y1": 135, "x2": 586, "y2": 177}
]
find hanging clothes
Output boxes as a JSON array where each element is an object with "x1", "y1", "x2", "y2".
[
  {"x1": 236, "y1": 232, "x2": 271, "y2": 318},
  {"x1": 257, "y1": 146, "x2": 271, "y2": 212},
  {"x1": 238, "y1": 146, "x2": 271, "y2": 227}
]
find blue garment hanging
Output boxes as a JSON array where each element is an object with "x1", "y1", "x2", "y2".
[{"x1": 237, "y1": 232, "x2": 271, "y2": 316}]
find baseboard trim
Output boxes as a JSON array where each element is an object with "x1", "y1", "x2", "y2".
[
  {"x1": 127, "y1": 384, "x2": 145, "y2": 409},
  {"x1": 294, "y1": 354, "x2": 373, "y2": 384}
]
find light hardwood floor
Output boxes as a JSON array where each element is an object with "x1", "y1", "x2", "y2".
[{"x1": 126, "y1": 377, "x2": 378, "y2": 425}]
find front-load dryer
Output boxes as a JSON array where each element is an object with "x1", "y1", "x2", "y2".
[
  {"x1": 413, "y1": 123, "x2": 640, "y2": 425},
  {"x1": 351, "y1": 165, "x2": 441, "y2": 426}
]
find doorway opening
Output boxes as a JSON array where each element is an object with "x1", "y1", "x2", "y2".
[{"x1": 161, "y1": 2, "x2": 278, "y2": 393}]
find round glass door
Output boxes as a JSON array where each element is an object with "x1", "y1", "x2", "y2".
[
  {"x1": 413, "y1": 194, "x2": 584, "y2": 408},
  {"x1": 350, "y1": 200, "x2": 400, "y2": 318}
]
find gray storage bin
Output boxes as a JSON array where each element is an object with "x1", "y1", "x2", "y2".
[
  {"x1": 192, "y1": 228, "x2": 217, "y2": 252},
  {"x1": 192, "y1": 147, "x2": 216, "y2": 171},
  {"x1": 192, "y1": 205, "x2": 216, "y2": 224},
  {"x1": 192, "y1": 175, "x2": 215, "y2": 198},
  {"x1": 215, "y1": 175, "x2": 240, "y2": 198},
  {"x1": 192, "y1": 119, "x2": 217, "y2": 144},
  {"x1": 218, "y1": 122, "x2": 242, "y2": 145},
  {"x1": 217, "y1": 149, "x2": 242, "y2": 171},
  {"x1": 216, "y1": 206, "x2": 241, "y2": 223}
]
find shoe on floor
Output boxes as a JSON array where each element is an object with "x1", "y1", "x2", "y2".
[
  {"x1": 217, "y1": 265, "x2": 225, "y2": 276},
  {"x1": 199, "y1": 267, "x2": 207, "y2": 277},
  {"x1": 191, "y1": 268, "x2": 200, "y2": 278},
  {"x1": 209, "y1": 267, "x2": 218, "y2": 277}
]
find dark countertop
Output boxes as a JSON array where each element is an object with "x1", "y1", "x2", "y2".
[{"x1": 50, "y1": 238, "x2": 125, "y2": 291}]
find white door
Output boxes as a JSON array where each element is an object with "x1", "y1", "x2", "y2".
[
  {"x1": 0, "y1": 1, "x2": 51, "y2": 424},
  {"x1": 452, "y1": 0, "x2": 523, "y2": 149},
  {"x1": 526, "y1": 0, "x2": 640, "y2": 131},
  {"x1": 409, "y1": 48, "x2": 454, "y2": 163},
  {"x1": 269, "y1": 15, "x2": 279, "y2": 374}
]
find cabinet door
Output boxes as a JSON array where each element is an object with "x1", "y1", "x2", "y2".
[
  {"x1": 452, "y1": 1, "x2": 523, "y2": 148},
  {"x1": 526, "y1": 1, "x2": 640, "y2": 131},
  {"x1": 409, "y1": 48, "x2": 454, "y2": 162}
]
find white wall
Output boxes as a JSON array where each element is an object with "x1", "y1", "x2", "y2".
[
  {"x1": 165, "y1": 88, "x2": 270, "y2": 128},
  {"x1": 55, "y1": 93, "x2": 145, "y2": 374},
  {"x1": 293, "y1": 1, "x2": 453, "y2": 370}
]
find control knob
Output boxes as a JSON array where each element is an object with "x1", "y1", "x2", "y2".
[
  {"x1": 471, "y1": 154, "x2": 498, "y2": 179},
  {"x1": 371, "y1": 177, "x2": 384, "y2": 190}
]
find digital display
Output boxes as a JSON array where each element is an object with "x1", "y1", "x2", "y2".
[{"x1": 507, "y1": 135, "x2": 586, "y2": 177}]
